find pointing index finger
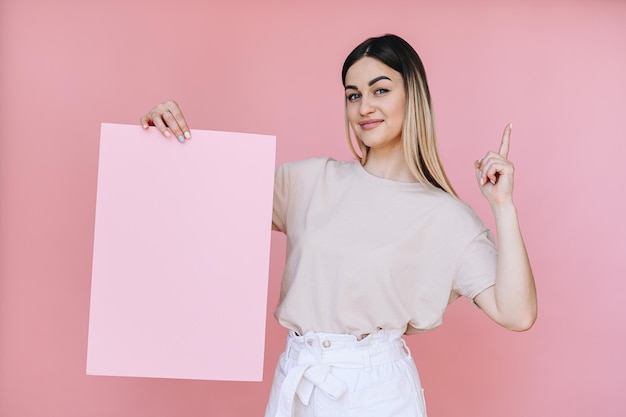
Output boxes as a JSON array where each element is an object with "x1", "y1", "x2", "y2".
[{"x1": 499, "y1": 123, "x2": 512, "y2": 158}]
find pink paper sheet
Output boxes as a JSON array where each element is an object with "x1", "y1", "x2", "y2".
[{"x1": 87, "y1": 123, "x2": 275, "y2": 381}]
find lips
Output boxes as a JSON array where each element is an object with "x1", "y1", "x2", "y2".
[{"x1": 359, "y1": 119, "x2": 383, "y2": 130}]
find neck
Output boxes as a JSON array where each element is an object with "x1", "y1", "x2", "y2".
[{"x1": 363, "y1": 148, "x2": 417, "y2": 183}]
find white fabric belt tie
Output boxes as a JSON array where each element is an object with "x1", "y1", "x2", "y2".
[
  {"x1": 274, "y1": 330, "x2": 408, "y2": 417},
  {"x1": 276, "y1": 339, "x2": 348, "y2": 417}
]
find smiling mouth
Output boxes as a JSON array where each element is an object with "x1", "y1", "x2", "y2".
[{"x1": 359, "y1": 119, "x2": 383, "y2": 130}]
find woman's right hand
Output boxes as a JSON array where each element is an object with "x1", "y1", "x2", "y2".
[{"x1": 140, "y1": 100, "x2": 191, "y2": 143}]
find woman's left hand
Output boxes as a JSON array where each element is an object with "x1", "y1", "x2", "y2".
[{"x1": 475, "y1": 123, "x2": 515, "y2": 207}]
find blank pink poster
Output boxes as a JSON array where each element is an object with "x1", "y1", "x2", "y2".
[{"x1": 87, "y1": 123, "x2": 275, "y2": 381}]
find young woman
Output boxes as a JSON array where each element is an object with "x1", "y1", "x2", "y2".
[{"x1": 140, "y1": 34, "x2": 537, "y2": 417}]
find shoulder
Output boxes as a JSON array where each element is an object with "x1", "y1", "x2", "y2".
[
  {"x1": 277, "y1": 157, "x2": 354, "y2": 179},
  {"x1": 434, "y1": 190, "x2": 478, "y2": 218},
  {"x1": 278, "y1": 157, "x2": 344, "y2": 170},
  {"x1": 426, "y1": 188, "x2": 488, "y2": 234}
]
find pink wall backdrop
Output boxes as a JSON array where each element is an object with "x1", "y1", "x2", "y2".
[{"x1": 1, "y1": 0, "x2": 625, "y2": 416}]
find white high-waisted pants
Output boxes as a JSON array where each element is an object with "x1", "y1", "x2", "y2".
[{"x1": 264, "y1": 329, "x2": 427, "y2": 417}]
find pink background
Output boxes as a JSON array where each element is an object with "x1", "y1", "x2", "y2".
[{"x1": 1, "y1": 0, "x2": 624, "y2": 416}]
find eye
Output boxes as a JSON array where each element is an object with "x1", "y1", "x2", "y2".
[
  {"x1": 346, "y1": 93, "x2": 361, "y2": 102},
  {"x1": 374, "y1": 88, "x2": 389, "y2": 95}
]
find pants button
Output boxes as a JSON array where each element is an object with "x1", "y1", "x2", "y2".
[{"x1": 322, "y1": 340, "x2": 331, "y2": 348}]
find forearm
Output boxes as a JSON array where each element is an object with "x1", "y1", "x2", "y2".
[{"x1": 491, "y1": 201, "x2": 537, "y2": 330}]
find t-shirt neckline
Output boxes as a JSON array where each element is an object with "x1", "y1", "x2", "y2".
[{"x1": 351, "y1": 160, "x2": 426, "y2": 191}]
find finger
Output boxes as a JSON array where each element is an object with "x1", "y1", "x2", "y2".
[
  {"x1": 161, "y1": 110, "x2": 186, "y2": 143},
  {"x1": 474, "y1": 160, "x2": 485, "y2": 185},
  {"x1": 481, "y1": 161, "x2": 499, "y2": 185},
  {"x1": 499, "y1": 123, "x2": 512, "y2": 158},
  {"x1": 477, "y1": 151, "x2": 501, "y2": 185},
  {"x1": 487, "y1": 167, "x2": 499, "y2": 185},
  {"x1": 482, "y1": 159, "x2": 513, "y2": 185},
  {"x1": 164, "y1": 100, "x2": 191, "y2": 140},
  {"x1": 149, "y1": 111, "x2": 172, "y2": 138},
  {"x1": 140, "y1": 114, "x2": 152, "y2": 129}
]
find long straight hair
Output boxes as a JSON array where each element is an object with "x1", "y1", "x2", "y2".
[{"x1": 341, "y1": 34, "x2": 457, "y2": 197}]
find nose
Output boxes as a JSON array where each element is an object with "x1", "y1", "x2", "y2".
[{"x1": 359, "y1": 96, "x2": 374, "y2": 116}]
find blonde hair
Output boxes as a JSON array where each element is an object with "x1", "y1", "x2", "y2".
[{"x1": 342, "y1": 34, "x2": 457, "y2": 197}]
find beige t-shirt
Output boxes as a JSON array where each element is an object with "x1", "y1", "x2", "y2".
[{"x1": 272, "y1": 158, "x2": 497, "y2": 336}]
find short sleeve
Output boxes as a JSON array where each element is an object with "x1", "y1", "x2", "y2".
[
  {"x1": 452, "y1": 230, "x2": 498, "y2": 301},
  {"x1": 272, "y1": 163, "x2": 289, "y2": 232}
]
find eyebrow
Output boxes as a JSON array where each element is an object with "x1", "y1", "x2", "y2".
[{"x1": 344, "y1": 75, "x2": 392, "y2": 90}]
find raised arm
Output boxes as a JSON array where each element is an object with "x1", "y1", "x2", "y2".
[{"x1": 473, "y1": 124, "x2": 537, "y2": 331}]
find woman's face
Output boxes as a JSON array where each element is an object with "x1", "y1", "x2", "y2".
[{"x1": 344, "y1": 57, "x2": 406, "y2": 153}]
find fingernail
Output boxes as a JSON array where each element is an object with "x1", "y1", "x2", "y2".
[
  {"x1": 164, "y1": 130, "x2": 171, "y2": 137},
  {"x1": 509, "y1": 122, "x2": 513, "y2": 129},
  {"x1": 478, "y1": 170, "x2": 482, "y2": 180},
  {"x1": 184, "y1": 131, "x2": 191, "y2": 139},
  {"x1": 178, "y1": 135, "x2": 185, "y2": 143}
]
